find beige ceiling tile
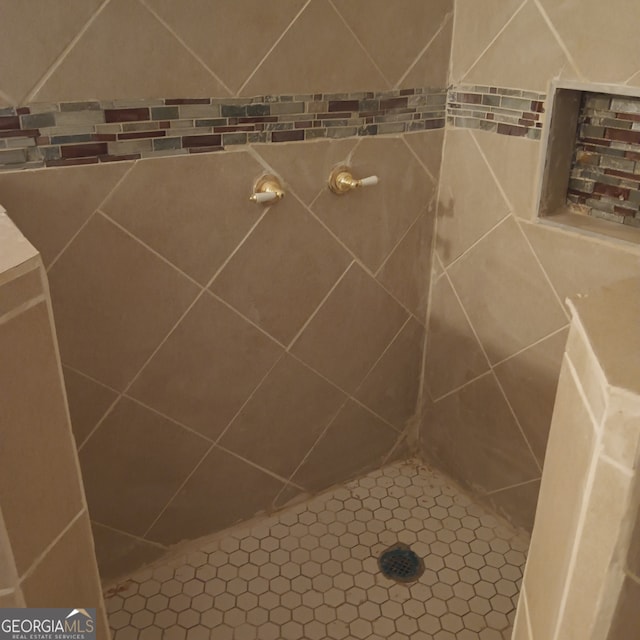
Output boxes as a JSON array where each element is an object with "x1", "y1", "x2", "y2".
[
  {"x1": 448, "y1": 217, "x2": 567, "y2": 363},
  {"x1": 424, "y1": 274, "x2": 490, "y2": 400},
  {"x1": 219, "y1": 354, "x2": 346, "y2": 478},
  {"x1": 450, "y1": 0, "x2": 523, "y2": 83},
  {"x1": 312, "y1": 137, "x2": 435, "y2": 272},
  {"x1": 147, "y1": 447, "x2": 285, "y2": 545},
  {"x1": 398, "y1": 16, "x2": 453, "y2": 89},
  {"x1": 128, "y1": 294, "x2": 283, "y2": 439},
  {"x1": 253, "y1": 138, "x2": 358, "y2": 205},
  {"x1": 423, "y1": 372, "x2": 540, "y2": 494},
  {"x1": 539, "y1": 0, "x2": 640, "y2": 83},
  {"x1": 494, "y1": 328, "x2": 569, "y2": 466},
  {"x1": 48, "y1": 214, "x2": 200, "y2": 390},
  {"x1": 376, "y1": 211, "x2": 435, "y2": 321},
  {"x1": 290, "y1": 264, "x2": 408, "y2": 394},
  {"x1": 522, "y1": 221, "x2": 640, "y2": 303},
  {"x1": 146, "y1": 0, "x2": 305, "y2": 94},
  {"x1": 33, "y1": 0, "x2": 229, "y2": 102},
  {"x1": 292, "y1": 400, "x2": 397, "y2": 493},
  {"x1": 354, "y1": 317, "x2": 425, "y2": 429},
  {"x1": 91, "y1": 521, "x2": 165, "y2": 584},
  {"x1": 0, "y1": 0, "x2": 102, "y2": 103},
  {"x1": 62, "y1": 366, "x2": 118, "y2": 446},
  {"x1": 102, "y1": 151, "x2": 264, "y2": 284},
  {"x1": 403, "y1": 129, "x2": 445, "y2": 183},
  {"x1": 210, "y1": 195, "x2": 351, "y2": 344},
  {"x1": 241, "y1": 0, "x2": 387, "y2": 96},
  {"x1": 436, "y1": 129, "x2": 510, "y2": 266},
  {"x1": 80, "y1": 397, "x2": 210, "y2": 536},
  {"x1": 332, "y1": 0, "x2": 452, "y2": 85},
  {"x1": 485, "y1": 480, "x2": 540, "y2": 533},
  {"x1": 0, "y1": 162, "x2": 132, "y2": 267},
  {"x1": 472, "y1": 128, "x2": 541, "y2": 220},
  {"x1": 463, "y1": 1, "x2": 572, "y2": 93}
]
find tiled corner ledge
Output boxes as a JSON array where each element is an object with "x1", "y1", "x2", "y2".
[
  {"x1": 448, "y1": 84, "x2": 546, "y2": 140},
  {"x1": 0, "y1": 88, "x2": 446, "y2": 171}
]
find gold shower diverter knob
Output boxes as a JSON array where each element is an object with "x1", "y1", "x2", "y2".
[{"x1": 328, "y1": 165, "x2": 379, "y2": 194}]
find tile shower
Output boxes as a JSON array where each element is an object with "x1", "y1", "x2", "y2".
[{"x1": 0, "y1": 1, "x2": 639, "y2": 639}]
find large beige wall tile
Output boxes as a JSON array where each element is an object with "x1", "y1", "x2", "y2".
[
  {"x1": 436, "y1": 129, "x2": 510, "y2": 266},
  {"x1": 102, "y1": 152, "x2": 264, "y2": 284},
  {"x1": 21, "y1": 512, "x2": 104, "y2": 610},
  {"x1": 292, "y1": 400, "x2": 398, "y2": 492},
  {"x1": 485, "y1": 480, "x2": 540, "y2": 533},
  {"x1": 333, "y1": 0, "x2": 452, "y2": 85},
  {"x1": 472, "y1": 130, "x2": 540, "y2": 221},
  {"x1": 241, "y1": 0, "x2": 387, "y2": 96},
  {"x1": 253, "y1": 139, "x2": 358, "y2": 206},
  {"x1": 129, "y1": 293, "x2": 282, "y2": 439},
  {"x1": 424, "y1": 274, "x2": 490, "y2": 400},
  {"x1": 494, "y1": 328, "x2": 568, "y2": 466},
  {"x1": 80, "y1": 397, "x2": 209, "y2": 536},
  {"x1": 525, "y1": 359, "x2": 595, "y2": 640},
  {"x1": 91, "y1": 521, "x2": 165, "y2": 585},
  {"x1": 522, "y1": 222, "x2": 640, "y2": 303},
  {"x1": 219, "y1": 354, "x2": 346, "y2": 478},
  {"x1": 603, "y1": 389, "x2": 640, "y2": 473},
  {"x1": 376, "y1": 211, "x2": 435, "y2": 320},
  {"x1": 403, "y1": 129, "x2": 445, "y2": 183},
  {"x1": 0, "y1": 591, "x2": 21, "y2": 607},
  {"x1": 312, "y1": 137, "x2": 435, "y2": 272},
  {"x1": 423, "y1": 372, "x2": 539, "y2": 494},
  {"x1": 450, "y1": 0, "x2": 524, "y2": 84},
  {"x1": 354, "y1": 318, "x2": 425, "y2": 428},
  {"x1": 539, "y1": 0, "x2": 640, "y2": 83},
  {"x1": 0, "y1": 163, "x2": 132, "y2": 267},
  {"x1": 607, "y1": 576, "x2": 640, "y2": 640},
  {"x1": 145, "y1": 0, "x2": 305, "y2": 93},
  {"x1": 399, "y1": 15, "x2": 453, "y2": 90},
  {"x1": 33, "y1": 0, "x2": 228, "y2": 102},
  {"x1": 210, "y1": 196, "x2": 351, "y2": 344},
  {"x1": 0, "y1": 267, "x2": 42, "y2": 317},
  {"x1": 62, "y1": 366, "x2": 118, "y2": 445},
  {"x1": 627, "y1": 503, "x2": 640, "y2": 580},
  {"x1": 448, "y1": 217, "x2": 567, "y2": 363},
  {"x1": 0, "y1": 302, "x2": 83, "y2": 575},
  {"x1": 48, "y1": 214, "x2": 200, "y2": 390},
  {"x1": 290, "y1": 264, "x2": 407, "y2": 394},
  {"x1": 558, "y1": 459, "x2": 633, "y2": 639},
  {"x1": 0, "y1": 0, "x2": 101, "y2": 103},
  {"x1": 148, "y1": 447, "x2": 284, "y2": 545},
  {"x1": 0, "y1": 508, "x2": 18, "y2": 590},
  {"x1": 463, "y1": 1, "x2": 571, "y2": 92}
]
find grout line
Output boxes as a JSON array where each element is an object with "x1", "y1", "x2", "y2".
[
  {"x1": 139, "y1": 0, "x2": 234, "y2": 97},
  {"x1": 92, "y1": 519, "x2": 167, "y2": 549},
  {"x1": 628, "y1": 570, "x2": 640, "y2": 587},
  {"x1": 395, "y1": 11, "x2": 453, "y2": 89},
  {"x1": 236, "y1": 0, "x2": 312, "y2": 96},
  {"x1": 61, "y1": 362, "x2": 121, "y2": 396},
  {"x1": 431, "y1": 369, "x2": 492, "y2": 403},
  {"x1": 624, "y1": 68, "x2": 640, "y2": 86},
  {"x1": 600, "y1": 453, "x2": 634, "y2": 478},
  {"x1": 400, "y1": 133, "x2": 438, "y2": 185},
  {"x1": 491, "y1": 323, "x2": 570, "y2": 368},
  {"x1": 460, "y1": 0, "x2": 528, "y2": 83},
  {"x1": 142, "y1": 444, "x2": 215, "y2": 538},
  {"x1": 24, "y1": 0, "x2": 113, "y2": 103},
  {"x1": 46, "y1": 212, "x2": 97, "y2": 273},
  {"x1": 381, "y1": 430, "x2": 410, "y2": 466},
  {"x1": 532, "y1": 0, "x2": 585, "y2": 81},
  {"x1": 328, "y1": 0, "x2": 392, "y2": 89},
  {"x1": 18, "y1": 509, "x2": 86, "y2": 584},
  {"x1": 0, "y1": 295, "x2": 46, "y2": 327},
  {"x1": 485, "y1": 476, "x2": 541, "y2": 496},
  {"x1": 564, "y1": 352, "x2": 603, "y2": 434}
]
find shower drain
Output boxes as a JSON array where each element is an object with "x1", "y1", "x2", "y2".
[{"x1": 378, "y1": 542, "x2": 425, "y2": 583}]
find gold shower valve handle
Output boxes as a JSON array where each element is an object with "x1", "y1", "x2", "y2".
[
  {"x1": 249, "y1": 175, "x2": 285, "y2": 204},
  {"x1": 329, "y1": 166, "x2": 380, "y2": 194}
]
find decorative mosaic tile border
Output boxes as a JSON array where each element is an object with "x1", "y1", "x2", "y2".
[
  {"x1": 567, "y1": 92, "x2": 640, "y2": 228},
  {"x1": 447, "y1": 85, "x2": 546, "y2": 140},
  {"x1": 0, "y1": 88, "x2": 446, "y2": 171}
]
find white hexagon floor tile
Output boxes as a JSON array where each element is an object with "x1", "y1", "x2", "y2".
[{"x1": 105, "y1": 460, "x2": 529, "y2": 639}]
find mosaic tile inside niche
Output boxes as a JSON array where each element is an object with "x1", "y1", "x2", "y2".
[
  {"x1": 567, "y1": 91, "x2": 640, "y2": 228},
  {"x1": 105, "y1": 460, "x2": 529, "y2": 640},
  {"x1": 0, "y1": 88, "x2": 446, "y2": 171},
  {"x1": 447, "y1": 85, "x2": 546, "y2": 140}
]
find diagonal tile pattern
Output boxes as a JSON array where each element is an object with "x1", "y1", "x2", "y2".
[{"x1": 105, "y1": 461, "x2": 529, "y2": 640}]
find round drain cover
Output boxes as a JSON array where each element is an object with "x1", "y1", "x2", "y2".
[{"x1": 378, "y1": 543, "x2": 425, "y2": 583}]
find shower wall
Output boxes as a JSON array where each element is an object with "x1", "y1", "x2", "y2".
[
  {"x1": 421, "y1": 0, "x2": 640, "y2": 531},
  {"x1": 0, "y1": 0, "x2": 453, "y2": 582}
]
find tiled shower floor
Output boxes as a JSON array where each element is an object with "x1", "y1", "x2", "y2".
[{"x1": 105, "y1": 461, "x2": 528, "y2": 640}]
